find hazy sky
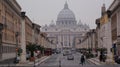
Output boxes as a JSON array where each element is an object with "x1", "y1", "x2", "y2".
[{"x1": 17, "y1": 0, "x2": 113, "y2": 29}]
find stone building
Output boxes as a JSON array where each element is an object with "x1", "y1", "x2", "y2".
[
  {"x1": 32, "y1": 23, "x2": 41, "y2": 45},
  {"x1": 95, "y1": 18, "x2": 101, "y2": 49},
  {"x1": 40, "y1": 32, "x2": 50, "y2": 48},
  {"x1": 0, "y1": 0, "x2": 21, "y2": 61},
  {"x1": 41, "y1": 2, "x2": 89, "y2": 50},
  {"x1": 78, "y1": 29, "x2": 96, "y2": 50},
  {"x1": 109, "y1": 0, "x2": 120, "y2": 56},
  {"x1": 25, "y1": 16, "x2": 33, "y2": 45},
  {"x1": 99, "y1": 4, "x2": 112, "y2": 59}
]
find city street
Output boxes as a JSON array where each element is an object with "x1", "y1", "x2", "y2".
[
  {"x1": 38, "y1": 53, "x2": 95, "y2": 67},
  {"x1": 37, "y1": 53, "x2": 120, "y2": 67},
  {"x1": 0, "y1": 0, "x2": 120, "y2": 67}
]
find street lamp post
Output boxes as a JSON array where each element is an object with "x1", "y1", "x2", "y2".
[
  {"x1": 0, "y1": 23, "x2": 3, "y2": 60},
  {"x1": 0, "y1": 23, "x2": 3, "y2": 45},
  {"x1": 15, "y1": 32, "x2": 19, "y2": 63}
]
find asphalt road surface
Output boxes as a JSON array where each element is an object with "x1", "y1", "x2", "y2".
[
  {"x1": 0, "y1": 52, "x2": 119, "y2": 67},
  {"x1": 38, "y1": 52, "x2": 96, "y2": 67}
]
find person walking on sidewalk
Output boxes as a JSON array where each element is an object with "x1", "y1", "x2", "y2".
[
  {"x1": 99, "y1": 54, "x2": 103, "y2": 62},
  {"x1": 80, "y1": 54, "x2": 86, "y2": 65}
]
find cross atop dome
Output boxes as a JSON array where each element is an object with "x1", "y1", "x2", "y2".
[{"x1": 64, "y1": 1, "x2": 69, "y2": 9}]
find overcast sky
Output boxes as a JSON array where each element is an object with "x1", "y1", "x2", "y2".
[{"x1": 17, "y1": 0, "x2": 113, "y2": 29}]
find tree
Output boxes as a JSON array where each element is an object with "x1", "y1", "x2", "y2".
[
  {"x1": 26, "y1": 43, "x2": 37, "y2": 57},
  {"x1": 36, "y1": 45, "x2": 45, "y2": 52}
]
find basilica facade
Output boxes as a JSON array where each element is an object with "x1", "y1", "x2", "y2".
[{"x1": 41, "y1": 2, "x2": 89, "y2": 49}]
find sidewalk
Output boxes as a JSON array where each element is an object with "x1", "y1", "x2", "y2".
[
  {"x1": 88, "y1": 58, "x2": 116, "y2": 65},
  {"x1": 0, "y1": 58, "x2": 15, "y2": 64},
  {"x1": 16, "y1": 55, "x2": 51, "y2": 66},
  {"x1": 88, "y1": 58, "x2": 104, "y2": 65}
]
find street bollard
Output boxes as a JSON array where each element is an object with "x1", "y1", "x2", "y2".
[{"x1": 59, "y1": 60, "x2": 61, "y2": 67}]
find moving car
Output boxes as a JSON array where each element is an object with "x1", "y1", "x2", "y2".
[
  {"x1": 67, "y1": 55, "x2": 74, "y2": 60},
  {"x1": 63, "y1": 50, "x2": 71, "y2": 56},
  {"x1": 56, "y1": 50, "x2": 61, "y2": 54}
]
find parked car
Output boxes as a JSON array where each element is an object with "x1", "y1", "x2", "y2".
[
  {"x1": 13, "y1": 56, "x2": 20, "y2": 63},
  {"x1": 56, "y1": 50, "x2": 61, "y2": 54},
  {"x1": 114, "y1": 56, "x2": 120, "y2": 64},
  {"x1": 67, "y1": 55, "x2": 74, "y2": 60}
]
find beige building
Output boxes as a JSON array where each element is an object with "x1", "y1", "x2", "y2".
[
  {"x1": 25, "y1": 16, "x2": 33, "y2": 45},
  {"x1": 94, "y1": 0, "x2": 120, "y2": 62},
  {"x1": 99, "y1": 4, "x2": 113, "y2": 61},
  {"x1": 95, "y1": 18, "x2": 101, "y2": 49},
  {"x1": 78, "y1": 29, "x2": 96, "y2": 50},
  {"x1": 109, "y1": 0, "x2": 120, "y2": 56},
  {"x1": 32, "y1": 23, "x2": 41, "y2": 45},
  {"x1": 40, "y1": 32, "x2": 51, "y2": 48},
  {"x1": 0, "y1": 0, "x2": 21, "y2": 61}
]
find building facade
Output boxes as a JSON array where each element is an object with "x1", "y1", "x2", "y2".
[
  {"x1": 77, "y1": 29, "x2": 96, "y2": 50},
  {"x1": 109, "y1": 0, "x2": 120, "y2": 56},
  {"x1": 25, "y1": 16, "x2": 33, "y2": 45},
  {"x1": 41, "y1": 2, "x2": 89, "y2": 50},
  {"x1": 32, "y1": 23, "x2": 41, "y2": 45},
  {"x1": 0, "y1": 0, "x2": 21, "y2": 61}
]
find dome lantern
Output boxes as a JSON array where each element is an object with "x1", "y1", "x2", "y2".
[{"x1": 64, "y1": 2, "x2": 69, "y2": 9}]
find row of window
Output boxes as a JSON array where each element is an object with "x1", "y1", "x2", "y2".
[
  {"x1": 58, "y1": 21, "x2": 75, "y2": 25},
  {"x1": 0, "y1": 45, "x2": 15, "y2": 53},
  {"x1": 44, "y1": 28, "x2": 87, "y2": 32},
  {"x1": 2, "y1": 32, "x2": 15, "y2": 42},
  {"x1": 6, "y1": 21, "x2": 14, "y2": 32}
]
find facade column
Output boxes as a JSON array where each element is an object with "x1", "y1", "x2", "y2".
[
  {"x1": 58, "y1": 35, "x2": 61, "y2": 49},
  {"x1": 63, "y1": 35, "x2": 64, "y2": 47},
  {"x1": 69, "y1": 34, "x2": 70, "y2": 48},
  {"x1": 105, "y1": 18, "x2": 113, "y2": 63},
  {"x1": 20, "y1": 12, "x2": 26, "y2": 63},
  {"x1": 60, "y1": 34, "x2": 63, "y2": 49},
  {"x1": 67, "y1": 35, "x2": 69, "y2": 47},
  {"x1": 117, "y1": 9, "x2": 120, "y2": 56},
  {"x1": 32, "y1": 26, "x2": 35, "y2": 44},
  {"x1": 71, "y1": 36, "x2": 74, "y2": 48}
]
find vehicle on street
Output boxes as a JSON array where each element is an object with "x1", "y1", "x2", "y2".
[
  {"x1": 114, "y1": 56, "x2": 120, "y2": 64},
  {"x1": 67, "y1": 55, "x2": 74, "y2": 60},
  {"x1": 63, "y1": 50, "x2": 71, "y2": 56},
  {"x1": 56, "y1": 50, "x2": 61, "y2": 54}
]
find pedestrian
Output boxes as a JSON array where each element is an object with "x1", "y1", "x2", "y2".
[
  {"x1": 103, "y1": 54, "x2": 106, "y2": 62},
  {"x1": 80, "y1": 54, "x2": 85, "y2": 65},
  {"x1": 99, "y1": 54, "x2": 103, "y2": 62}
]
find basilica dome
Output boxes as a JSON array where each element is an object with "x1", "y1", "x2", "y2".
[{"x1": 56, "y1": 2, "x2": 76, "y2": 26}]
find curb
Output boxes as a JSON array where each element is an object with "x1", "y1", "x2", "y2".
[
  {"x1": 35, "y1": 56, "x2": 51, "y2": 65},
  {"x1": 87, "y1": 59, "x2": 102, "y2": 65},
  {"x1": 88, "y1": 58, "x2": 118, "y2": 65},
  {"x1": 16, "y1": 55, "x2": 51, "y2": 66}
]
